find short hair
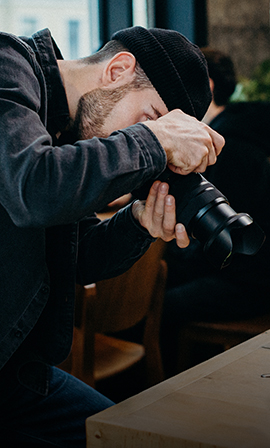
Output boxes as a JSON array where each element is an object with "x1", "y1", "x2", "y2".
[
  {"x1": 81, "y1": 40, "x2": 152, "y2": 90},
  {"x1": 200, "y1": 47, "x2": 237, "y2": 106}
]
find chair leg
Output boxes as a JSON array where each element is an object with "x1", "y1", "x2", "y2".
[{"x1": 144, "y1": 261, "x2": 167, "y2": 386}]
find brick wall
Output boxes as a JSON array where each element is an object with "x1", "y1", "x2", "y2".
[{"x1": 207, "y1": 0, "x2": 270, "y2": 78}]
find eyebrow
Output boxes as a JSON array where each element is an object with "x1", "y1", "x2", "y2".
[{"x1": 151, "y1": 105, "x2": 162, "y2": 119}]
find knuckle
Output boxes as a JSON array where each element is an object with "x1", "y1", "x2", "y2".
[
  {"x1": 163, "y1": 223, "x2": 174, "y2": 235},
  {"x1": 153, "y1": 211, "x2": 164, "y2": 221}
]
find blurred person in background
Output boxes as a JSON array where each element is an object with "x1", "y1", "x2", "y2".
[{"x1": 161, "y1": 47, "x2": 270, "y2": 378}]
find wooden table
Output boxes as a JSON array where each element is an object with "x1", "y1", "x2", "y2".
[{"x1": 86, "y1": 330, "x2": 270, "y2": 448}]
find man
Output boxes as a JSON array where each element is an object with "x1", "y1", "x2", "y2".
[
  {"x1": 0, "y1": 26, "x2": 224, "y2": 446},
  {"x1": 161, "y1": 47, "x2": 270, "y2": 377}
]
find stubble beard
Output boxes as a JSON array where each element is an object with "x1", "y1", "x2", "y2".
[{"x1": 72, "y1": 84, "x2": 133, "y2": 140}]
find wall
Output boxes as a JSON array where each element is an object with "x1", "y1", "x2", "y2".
[{"x1": 207, "y1": 0, "x2": 270, "y2": 78}]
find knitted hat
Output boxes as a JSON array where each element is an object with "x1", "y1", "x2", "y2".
[{"x1": 112, "y1": 26, "x2": 211, "y2": 120}]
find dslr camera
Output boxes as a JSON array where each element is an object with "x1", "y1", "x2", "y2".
[{"x1": 133, "y1": 169, "x2": 265, "y2": 269}]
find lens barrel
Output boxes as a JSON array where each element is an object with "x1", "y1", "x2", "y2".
[{"x1": 133, "y1": 169, "x2": 265, "y2": 269}]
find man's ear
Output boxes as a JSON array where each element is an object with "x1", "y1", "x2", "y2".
[{"x1": 101, "y1": 52, "x2": 136, "y2": 87}]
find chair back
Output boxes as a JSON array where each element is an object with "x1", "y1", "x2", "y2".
[
  {"x1": 64, "y1": 238, "x2": 168, "y2": 387},
  {"x1": 91, "y1": 238, "x2": 166, "y2": 334}
]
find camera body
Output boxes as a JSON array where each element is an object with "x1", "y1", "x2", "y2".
[{"x1": 133, "y1": 169, "x2": 265, "y2": 269}]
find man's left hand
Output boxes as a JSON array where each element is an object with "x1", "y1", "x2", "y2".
[{"x1": 132, "y1": 181, "x2": 190, "y2": 248}]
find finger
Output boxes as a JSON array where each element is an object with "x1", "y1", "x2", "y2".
[
  {"x1": 167, "y1": 163, "x2": 191, "y2": 175},
  {"x1": 206, "y1": 144, "x2": 217, "y2": 166},
  {"x1": 209, "y1": 128, "x2": 225, "y2": 156},
  {"x1": 175, "y1": 223, "x2": 190, "y2": 248},
  {"x1": 143, "y1": 181, "x2": 160, "y2": 215},
  {"x1": 131, "y1": 199, "x2": 145, "y2": 222},
  {"x1": 151, "y1": 182, "x2": 169, "y2": 226},
  {"x1": 162, "y1": 195, "x2": 176, "y2": 237},
  {"x1": 193, "y1": 154, "x2": 209, "y2": 173}
]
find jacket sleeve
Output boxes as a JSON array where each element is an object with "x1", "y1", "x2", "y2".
[
  {"x1": 76, "y1": 204, "x2": 156, "y2": 284},
  {"x1": 0, "y1": 33, "x2": 166, "y2": 228}
]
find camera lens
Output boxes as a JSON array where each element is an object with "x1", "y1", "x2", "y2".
[{"x1": 133, "y1": 169, "x2": 265, "y2": 269}]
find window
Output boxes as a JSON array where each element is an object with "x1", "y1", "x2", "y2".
[
  {"x1": 68, "y1": 20, "x2": 80, "y2": 59},
  {"x1": 21, "y1": 17, "x2": 38, "y2": 36},
  {"x1": 132, "y1": 0, "x2": 155, "y2": 27},
  {"x1": 0, "y1": 0, "x2": 98, "y2": 58}
]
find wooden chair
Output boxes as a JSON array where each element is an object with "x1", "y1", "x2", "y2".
[
  {"x1": 177, "y1": 312, "x2": 270, "y2": 372},
  {"x1": 59, "y1": 238, "x2": 167, "y2": 388}
]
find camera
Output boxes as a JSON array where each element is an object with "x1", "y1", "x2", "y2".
[{"x1": 133, "y1": 169, "x2": 265, "y2": 269}]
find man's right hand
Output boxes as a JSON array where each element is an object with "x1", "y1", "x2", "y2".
[{"x1": 144, "y1": 109, "x2": 225, "y2": 175}]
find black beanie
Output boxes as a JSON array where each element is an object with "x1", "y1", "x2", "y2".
[{"x1": 112, "y1": 26, "x2": 211, "y2": 121}]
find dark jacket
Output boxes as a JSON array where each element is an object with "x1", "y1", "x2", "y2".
[
  {"x1": 166, "y1": 102, "x2": 270, "y2": 294},
  {"x1": 0, "y1": 29, "x2": 166, "y2": 391}
]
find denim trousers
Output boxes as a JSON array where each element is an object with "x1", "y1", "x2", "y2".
[{"x1": 0, "y1": 366, "x2": 114, "y2": 447}]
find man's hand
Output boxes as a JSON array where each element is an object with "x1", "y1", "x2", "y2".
[
  {"x1": 132, "y1": 180, "x2": 190, "y2": 248},
  {"x1": 144, "y1": 109, "x2": 225, "y2": 174}
]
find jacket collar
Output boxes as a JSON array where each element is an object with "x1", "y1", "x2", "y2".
[{"x1": 27, "y1": 28, "x2": 70, "y2": 139}]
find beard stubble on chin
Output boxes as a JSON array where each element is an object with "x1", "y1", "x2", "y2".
[{"x1": 72, "y1": 84, "x2": 133, "y2": 140}]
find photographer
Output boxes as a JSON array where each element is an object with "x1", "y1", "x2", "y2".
[{"x1": 0, "y1": 27, "x2": 224, "y2": 446}]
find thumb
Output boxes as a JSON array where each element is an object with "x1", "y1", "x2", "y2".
[{"x1": 132, "y1": 199, "x2": 146, "y2": 222}]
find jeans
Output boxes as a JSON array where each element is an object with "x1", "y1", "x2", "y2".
[{"x1": 0, "y1": 366, "x2": 114, "y2": 447}]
